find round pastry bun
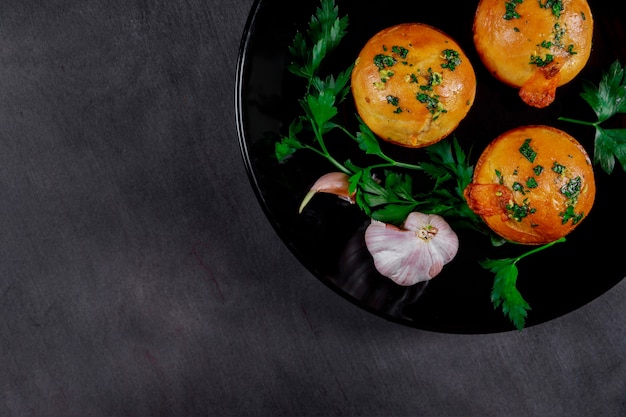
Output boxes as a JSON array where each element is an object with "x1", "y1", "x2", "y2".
[
  {"x1": 464, "y1": 125, "x2": 595, "y2": 245},
  {"x1": 351, "y1": 23, "x2": 476, "y2": 148},
  {"x1": 473, "y1": 0, "x2": 593, "y2": 108}
]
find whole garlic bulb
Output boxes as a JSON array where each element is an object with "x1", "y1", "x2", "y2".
[{"x1": 364, "y1": 212, "x2": 459, "y2": 286}]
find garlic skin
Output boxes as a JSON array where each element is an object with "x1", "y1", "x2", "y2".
[
  {"x1": 299, "y1": 172, "x2": 355, "y2": 213},
  {"x1": 364, "y1": 212, "x2": 459, "y2": 286}
]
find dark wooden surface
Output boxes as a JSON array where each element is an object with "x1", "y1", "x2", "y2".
[{"x1": 0, "y1": 0, "x2": 623, "y2": 416}]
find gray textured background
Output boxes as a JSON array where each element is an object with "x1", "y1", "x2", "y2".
[{"x1": 0, "y1": 0, "x2": 624, "y2": 416}]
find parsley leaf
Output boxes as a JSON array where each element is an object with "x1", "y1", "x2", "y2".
[
  {"x1": 353, "y1": 117, "x2": 423, "y2": 171},
  {"x1": 594, "y1": 126, "x2": 626, "y2": 174},
  {"x1": 559, "y1": 60, "x2": 626, "y2": 174},
  {"x1": 275, "y1": 119, "x2": 305, "y2": 162},
  {"x1": 425, "y1": 137, "x2": 474, "y2": 197},
  {"x1": 305, "y1": 89, "x2": 338, "y2": 133},
  {"x1": 347, "y1": 164, "x2": 420, "y2": 225},
  {"x1": 423, "y1": 138, "x2": 487, "y2": 233},
  {"x1": 581, "y1": 60, "x2": 626, "y2": 122},
  {"x1": 288, "y1": 0, "x2": 348, "y2": 80},
  {"x1": 479, "y1": 237, "x2": 566, "y2": 330},
  {"x1": 481, "y1": 258, "x2": 530, "y2": 331}
]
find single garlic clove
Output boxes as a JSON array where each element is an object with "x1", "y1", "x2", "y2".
[
  {"x1": 299, "y1": 172, "x2": 354, "y2": 213},
  {"x1": 364, "y1": 212, "x2": 459, "y2": 286}
]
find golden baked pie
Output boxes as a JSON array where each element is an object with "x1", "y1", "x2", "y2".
[
  {"x1": 464, "y1": 125, "x2": 595, "y2": 244},
  {"x1": 473, "y1": 0, "x2": 593, "y2": 108},
  {"x1": 351, "y1": 23, "x2": 476, "y2": 148}
]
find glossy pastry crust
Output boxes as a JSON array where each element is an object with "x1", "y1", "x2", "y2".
[
  {"x1": 351, "y1": 23, "x2": 476, "y2": 148},
  {"x1": 473, "y1": 0, "x2": 593, "y2": 108},
  {"x1": 464, "y1": 125, "x2": 595, "y2": 244}
]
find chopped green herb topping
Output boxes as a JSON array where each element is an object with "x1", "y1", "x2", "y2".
[
  {"x1": 561, "y1": 205, "x2": 584, "y2": 225},
  {"x1": 386, "y1": 95, "x2": 402, "y2": 113},
  {"x1": 378, "y1": 69, "x2": 394, "y2": 84},
  {"x1": 441, "y1": 49, "x2": 462, "y2": 71},
  {"x1": 504, "y1": 0, "x2": 523, "y2": 20},
  {"x1": 386, "y1": 95, "x2": 399, "y2": 106},
  {"x1": 422, "y1": 69, "x2": 443, "y2": 89},
  {"x1": 539, "y1": 0, "x2": 564, "y2": 18},
  {"x1": 533, "y1": 165, "x2": 544, "y2": 175},
  {"x1": 553, "y1": 23, "x2": 565, "y2": 45},
  {"x1": 413, "y1": 68, "x2": 446, "y2": 119},
  {"x1": 416, "y1": 93, "x2": 446, "y2": 119},
  {"x1": 526, "y1": 177, "x2": 538, "y2": 188},
  {"x1": 507, "y1": 199, "x2": 535, "y2": 222},
  {"x1": 560, "y1": 176, "x2": 582, "y2": 198},
  {"x1": 530, "y1": 53, "x2": 554, "y2": 67},
  {"x1": 519, "y1": 139, "x2": 537, "y2": 163},
  {"x1": 392, "y1": 45, "x2": 409, "y2": 59},
  {"x1": 528, "y1": 21, "x2": 577, "y2": 68},
  {"x1": 512, "y1": 182, "x2": 525, "y2": 194},
  {"x1": 552, "y1": 162, "x2": 566, "y2": 174},
  {"x1": 373, "y1": 54, "x2": 396, "y2": 70},
  {"x1": 496, "y1": 170, "x2": 504, "y2": 184}
]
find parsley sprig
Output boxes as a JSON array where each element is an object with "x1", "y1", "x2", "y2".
[
  {"x1": 559, "y1": 60, "x2": 626, "y2": 174},
  {"x1": 275, "y1": 67, "x2": 354, "y2": 174},
  {"x1": 276, "y1": 0, "x2": 351, "y2": 173},
  {"x1": 480, "y1": 237, "x2": 566, "y2": 331},
  {"x1": 343, "y1": 134, "x2": 484, "y2": 227},
  {"x1": 288, "y1": 0, "x2": 349, "y2": 81}
]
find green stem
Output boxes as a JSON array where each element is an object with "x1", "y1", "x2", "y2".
[
  {"x1": 558, "y1": 117, "x2": 598, "y2": 127},
  {"x1": 368, "y1": 161, "x2": 424, "y2": 171},
  {"x1": 309, "y1": 121, "x2": 351, "y2": 175},
  {"x1": 336, "y1": 125, "x2": 424, "y2": 171},
  {"x1": 394, "y1": 161, "x2": 424, "y2": 171},
  {"x1": 303, "y1": 145, "x2": 350, "y2": 174},
  {"x1": 513, "y1": 237, "x2": 566, "y2": 264}
]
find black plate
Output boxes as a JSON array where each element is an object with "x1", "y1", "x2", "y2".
[{"x1": 235, "y1": 0, "x2": 625, "y2": 333}]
